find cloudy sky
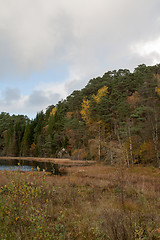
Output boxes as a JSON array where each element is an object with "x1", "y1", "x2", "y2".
[{"x1": 0, "y1": 0, "x2": 160, "y2": 118}]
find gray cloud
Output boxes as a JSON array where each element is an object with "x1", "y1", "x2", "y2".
[
  {"x1": 0, "y1": 0, "x2": 159, "y2": 76},
  {"x1": 3, "y1": 88, "x2": 21, "y2": 104},
  {"x1": 28, "y1": 91, "x2": 51, "y2": 107},
  {"x1": 23, "y1": 90, "x2": 60, "y2": 117},
  {"x1": 27, "y1": 90, "x2": 60, "y2": 107},
  {"x1": 0, "y1": 88, "x2": 61, "y2": 117},
  {"x1": 0, "y1": 0, "x2": 160, "y2": 116}
]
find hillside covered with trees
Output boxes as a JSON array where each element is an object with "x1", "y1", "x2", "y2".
[{"x1": 1, "y1": 64, "x2": 160, "y2": 167}]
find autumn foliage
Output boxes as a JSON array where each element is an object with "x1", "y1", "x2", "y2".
[{"x1": 1, "y1": 64, "x2": 160, "y2": 166}]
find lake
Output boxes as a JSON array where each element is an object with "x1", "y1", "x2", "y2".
[{"x1": 0, "y1": 159, "x2": 60, "y2": 174}]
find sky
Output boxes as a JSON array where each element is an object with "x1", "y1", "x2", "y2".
[{"x1": 0, "y1": 0, "x2": 160, "y2": 118}]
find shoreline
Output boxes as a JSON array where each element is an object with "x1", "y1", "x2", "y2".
[{"x1": 0, "y1": 156, "x2": 95, "y2": 166}]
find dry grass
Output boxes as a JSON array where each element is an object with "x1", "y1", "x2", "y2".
[
  {"x1": 0, "y1": 164, "x2": 160, "y2": 239},
  {"x1": 0, "y1": 156, "x2": 95, "y2": 166}
]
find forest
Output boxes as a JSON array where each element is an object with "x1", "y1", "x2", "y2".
[{"x1": 1, "y1": 63, "x2": 160, "y2": 167}]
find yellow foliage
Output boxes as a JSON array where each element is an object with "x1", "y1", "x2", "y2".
[
  {"x1": 81, "y1": 86, "x2": 109, "y2": 123},
  {"x1": 80, "y1": 98, "x2": 91, "y2": 123},
  {"x1": 155, "y1": 74, "x2": 160, "y2": 96},
  {"x1": 139, "y1": 142, "x2": 149, "y2": 154},
  {"x1": 50, "y1": 107, "x2": 57, "y2": 117},
  {"x1": 155, "y1": 87, "x2": 160, "y2": 96},
  {"x1": 93, "y1": 86, "x2": 109, "y2": 103},
  {"x1": 139, "y1": 141, "x2": 155, "y2": 163},
  {"x1": 81, "y1": 86, "x2": 109, "y2": 124}
]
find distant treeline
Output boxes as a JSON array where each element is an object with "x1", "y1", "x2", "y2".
[{"x1": 1, "y1": 64, "x2": 160, "y2": 166}]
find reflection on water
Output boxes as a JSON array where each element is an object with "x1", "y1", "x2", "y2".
[{"x1": 0, "y1": 159, "x2": 59, "y2": 174}]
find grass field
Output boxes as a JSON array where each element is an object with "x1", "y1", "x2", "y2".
[{"x1": 0, "y1": 164, "x2": 160, "y2": 239}]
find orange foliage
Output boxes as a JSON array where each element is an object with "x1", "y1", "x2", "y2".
[
  {"x1": 88, "y1": 139, "x2": 98, "y2": 160},
  {"x1": 66, "y1": 112, "x2": 73, "y2": 119},
  {"x1": 155, "y1": 87, "x2": 160, "y2": 96},
  {"x1": 127, "y1": 91, "x2": 140, "y2": 107},
  {"x1": 30, "y1": 142, "x2": 36, "y2": 156},
  {"x1": 72, "y1": 148, "x2": 88, "y2": 160},
  {"x1": 43, "y1": 125, "x2": 48, "y2": 134},
  {"x1": 2, "y1": 130, "x2": 7, "y2": 138}
]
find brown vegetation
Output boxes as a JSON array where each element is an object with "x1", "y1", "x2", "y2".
[
  {"x1": 0, "y1": 165, "x2": 160, "y2": 239},
  {"x1": 0, "y1": 156, "x2": 95, "y2": 166}
]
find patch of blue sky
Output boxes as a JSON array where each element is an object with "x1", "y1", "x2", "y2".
[
  {"x1": 0, "y1": 64, "x2": 69, "y2": 96},
  {"x1": 29, "y1": 65, "x2": 69, "y2": 84},
  {"x1": 0, "y1": 78, "x2": 35, "y2": 96}
]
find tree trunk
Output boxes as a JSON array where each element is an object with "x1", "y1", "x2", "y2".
[
  {"x1": 151, "y1": 112, "x2": 160, "y2": 167},
  {"x1": 128, "y1": 124, "x2": 134, "y2": 166},
  {"x1": 98, "y1": 123, "x2": 101, "y2": 161}
]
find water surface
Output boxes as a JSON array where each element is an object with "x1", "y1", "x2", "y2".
[{"x1": 0, "y1": 159, "x2": 59, "y2": 173}]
